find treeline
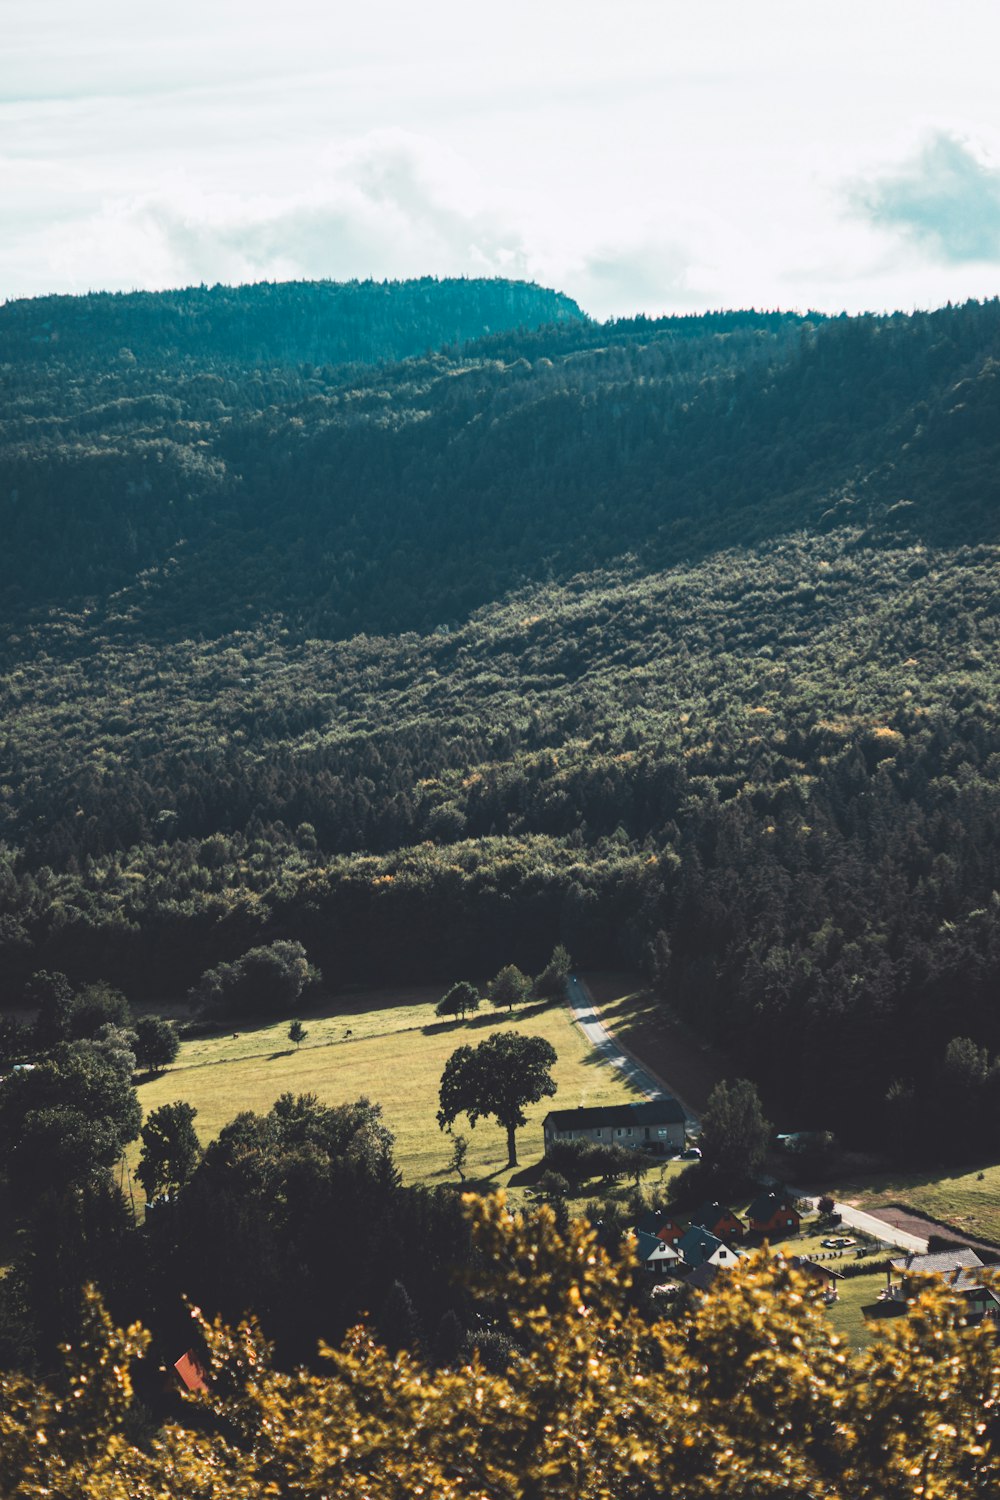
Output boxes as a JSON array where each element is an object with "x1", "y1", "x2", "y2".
[{"x1": 0, "y1": 276, "x2": 583, "y2": 371}]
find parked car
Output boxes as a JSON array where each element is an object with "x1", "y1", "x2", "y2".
[
  {"x1": 680, "y1": 1146, "x2": 702, "y2": 1160},
  {"x1": 821, "y1": 1236, "x2": 855, "y2": 1248}
]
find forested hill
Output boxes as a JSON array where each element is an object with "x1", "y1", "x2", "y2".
[
  {"x1": 2, "y1": 291, "x2": 999, "y2": 642},
  {"x1": 3, "y1": 282, "x2": 1000, "y2": 1143},
  {"x1": 0, "y1": 276, "x2": 584, "y2": 370}
]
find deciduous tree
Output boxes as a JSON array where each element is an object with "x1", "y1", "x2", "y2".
[
  {"x1": 136, "y1": 1100, "x2": 201, "y2": 1202},
  {"x1": 437, "y1": 1031, "x2": 557, "y2": 1166}
]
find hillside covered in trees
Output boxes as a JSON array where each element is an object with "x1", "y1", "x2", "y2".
[{"x1": 3, "y1": 277, "x2": 1000, "y2": 1142}]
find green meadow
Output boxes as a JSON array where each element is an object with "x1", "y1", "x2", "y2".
[
  {"x1": 137, "y1": 987, "x2": 643, "y2": 1191},
  {"x1": 843, "y1": 1164, "x2": 1000, "y2": 1249}
]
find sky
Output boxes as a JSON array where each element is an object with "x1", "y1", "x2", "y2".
[{"x1": 4, "y1": 0, "x2": 1000, "y2": 319}]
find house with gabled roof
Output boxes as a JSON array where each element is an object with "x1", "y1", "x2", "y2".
[
  {"x1": 634, "y1": 1207, "x2": 687, "y2": 1246},
  {"x1": 634, "y1": 1229, "x2": 683, "y2": 1278},
  {"x1": 747, "y1": 1189, "x2": 801, "y2": 1238},
  {"x1": 543, "y1": 1098, "x2": 687, "y2": 1157},
  {"x1": 676, "y1": 1226, "x2": 743, "y2": 1271},
  {"x1": 885, "y1": 1248, "x2": 1000, "y2": 1325},
  {"x1": 689, "y1": 1201, "x2": 746, "y2": 1243}
]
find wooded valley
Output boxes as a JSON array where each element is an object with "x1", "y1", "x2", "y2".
[{"x1": 3, "y1": 278, "x2": 1000, "y2": 1147}]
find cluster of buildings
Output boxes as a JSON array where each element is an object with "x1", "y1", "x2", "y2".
[
  {"x1": 544, "y1": 1101, "x2": 1000, "y2": 1326},
  {"x1": 629, "y1": 1189, "x2": 811, "y2": 1295}
]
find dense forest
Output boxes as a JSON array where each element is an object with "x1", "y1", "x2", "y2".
[{"x1": 3, "y1": 278, "x2": 1000, "y2": 1145}]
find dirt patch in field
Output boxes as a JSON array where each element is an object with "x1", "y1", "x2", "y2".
[
  {"x1": 861, "y1": 1203, "x2": 1000, "y2": 1260},
  {"x1": 582, "y1": 972, "x2": 731, "y2": 1117}
]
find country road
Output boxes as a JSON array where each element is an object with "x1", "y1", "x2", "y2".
[
  {"x1": 566, "y1": 975, "x2": 699, "y2": 1125},
  {"x1": 789, "y1": 1195, "x2": 930, "y2": 1255},
  {"x1": 567, "y1": 977, "x2": 933, "y2": 1254}
]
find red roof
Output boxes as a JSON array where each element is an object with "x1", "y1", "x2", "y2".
[{"x1": 173, "y1": 1350, "x2": 208, "y2": 1393}]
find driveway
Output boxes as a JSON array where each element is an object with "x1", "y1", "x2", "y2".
[
  {"x1": 566, "y1": 974, "x2": 699, "y2": 1124},
  {"x1": 794, "y1": 1195, "x2": 929, "y2": 1255}
]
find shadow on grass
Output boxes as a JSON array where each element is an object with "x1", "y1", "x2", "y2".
[
  {"x1": 862, "y1": 1300, "x2": 907, "y2": 1324},
  {"x1": 507, "y1": 1159, "x2": 548, "y2": 1189},
  {"x1": 134, "y1": 1067, "x2": 170, "y2": 1085},
  {"x1": 420, "y1": 1001, "x2": 556, "y2": 1037},
  {"x1": 268, "y1": 1048, "x2": 295, "y2": 1060}
]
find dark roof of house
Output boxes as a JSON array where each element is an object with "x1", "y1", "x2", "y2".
[
  {"x1": 793, "y1": 1257, "x2": 845, "y2": 1281},
  {"x1": 635, "y1": 1207, "x2": 684, "y2": 1236},
  {"x1": 677, "y1": 1226, "x2": 731, "y2": 1268},
  {"x1": 686, "y1": 1262, "x2": 722, "y2": 1291},
  {"x1": 890, "y1": 1248, "x2": 984, "y2": 1276},
  {"x1": 690, "y1": 1201, "x2": 743, "y2": 1230},
  {"x1": 635, "y1": 1230, "x2": 662, "y2": 1262},
  {"x1": 544, "y1": 1098, "x2": 687, "y2": 1130},
  {"x1": 748, "y1": 1190, "x2": 798, "y2": 1221}
]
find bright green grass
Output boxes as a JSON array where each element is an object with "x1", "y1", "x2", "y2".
[
  {"x1": 137, "y1": 989, "x2": 643, "y2": 1191},
  {"x1": 822, "y1": 1269, "x2": 894, "y2": 1349}
]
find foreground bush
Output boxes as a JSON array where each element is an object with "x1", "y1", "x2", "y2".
[{"x1": 2, "y1": 1194, "x2": 999, "y2": 1498}]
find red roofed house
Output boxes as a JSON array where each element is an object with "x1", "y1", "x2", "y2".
[
  {"x1": 173, "y1": 1350, "x2": 209, "y2": 1394},
  {"x1": 747, "y1": 1190, "x2": 801, "y2": 1238},
  {"x1": 689, "y1": 1201, "x2": 746, "y2": 1243}
]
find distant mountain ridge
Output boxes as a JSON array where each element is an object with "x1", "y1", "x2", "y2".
[
  {"x1": 1, "y1": 290, "x2": 998, "y2": 643},
  {"x1": 0, "y1": 275, "x2": 586, "y2": 369}
]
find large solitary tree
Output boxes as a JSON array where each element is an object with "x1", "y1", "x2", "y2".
[{"x1": 437, "y1": 1031, "x2": 557, "y2": 1167}]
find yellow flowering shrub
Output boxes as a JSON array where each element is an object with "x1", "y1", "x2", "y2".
[{"x1": 2, "y1": 1194, "x2": 998, "y2": 1499}]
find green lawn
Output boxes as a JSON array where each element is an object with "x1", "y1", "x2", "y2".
[
  {"x1": 823, "y1": 1269, "x2": 896, "y2": 1349},
  {"x1": 137, "y1": 988, "x2": 643, "y2": 1192},
  {"x1": 837, "y1": 1162, "x2": 1000, "y2": 1247}
]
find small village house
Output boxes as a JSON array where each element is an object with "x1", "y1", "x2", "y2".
[
  {"x1": 676, "y1": 1226, "x2": 743, "y2": 1271},
  {"x1": 634, "y1": 1207, "x2": 687, "y2": 1246},
  {"x1": 543, "y1": 1098, "x2": 688, "y2": 1157},
  {"x1": 689, "y1": 1201, "x2": 746, "y2": 1243},
  {"x1": 747, "y1": 1190, "x2": 801, "y2": 1238},
  {"x1": 884, "y1": 1249, "x2": 1000, "y2": 1325},
  {"x1": 634, "y1": 1229, "x2": 683, "y2": 1278}
]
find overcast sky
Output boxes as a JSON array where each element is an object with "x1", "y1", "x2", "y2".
[{"x1": 4, "y1": 0, "x2": 1000, "y2": 318}]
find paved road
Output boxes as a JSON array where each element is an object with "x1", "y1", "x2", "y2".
[
  {"x1": 565, "y1": 978, "x2": 929, "y2": 1251},
  {"x1": 565, "y1": 975, "x2": 699, "y2": 1124},
  {"x1": 795, "y1": 1194, "x2": 929, "y2": 1255}
]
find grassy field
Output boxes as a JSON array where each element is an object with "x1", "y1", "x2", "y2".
[
  {"x1": 584, "y1": 974, "x2": 730, "y2": 1116},
  {"x1": 137, "y1": 985, "x2": 643, "y2": 1192},
  {"x1": 838, "y1": 1162, "x2": 1000, "y2": 1247}
]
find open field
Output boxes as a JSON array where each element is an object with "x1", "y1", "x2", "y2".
[
  {"x1": 823, "y1": 1270, "x2": 894, "y2": 1349},
  {"x1": 838, "y1": 1163, "x2": 1000, "y2": 1248},
  {"x1": 137, "y1": 986, "x2": 643, "y2": 1191},
  {"x1": 584, "y1": 974, "x2": 730, "y2": 1117}
]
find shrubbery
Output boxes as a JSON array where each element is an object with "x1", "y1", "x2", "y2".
[{"x1": 188, "y1": 941, "x2": 320, "y2": 1018}]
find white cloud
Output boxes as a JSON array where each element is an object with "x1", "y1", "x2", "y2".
[
  {"x1": 5, "y1": 2, "x2": 1000, "y2": 314},
  {"x1": 850, "y1": 132, "x2": 1000, "y2": 264},
  {"x1": 25, "y1": 132, "x2": 534, "y2": 296}
]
